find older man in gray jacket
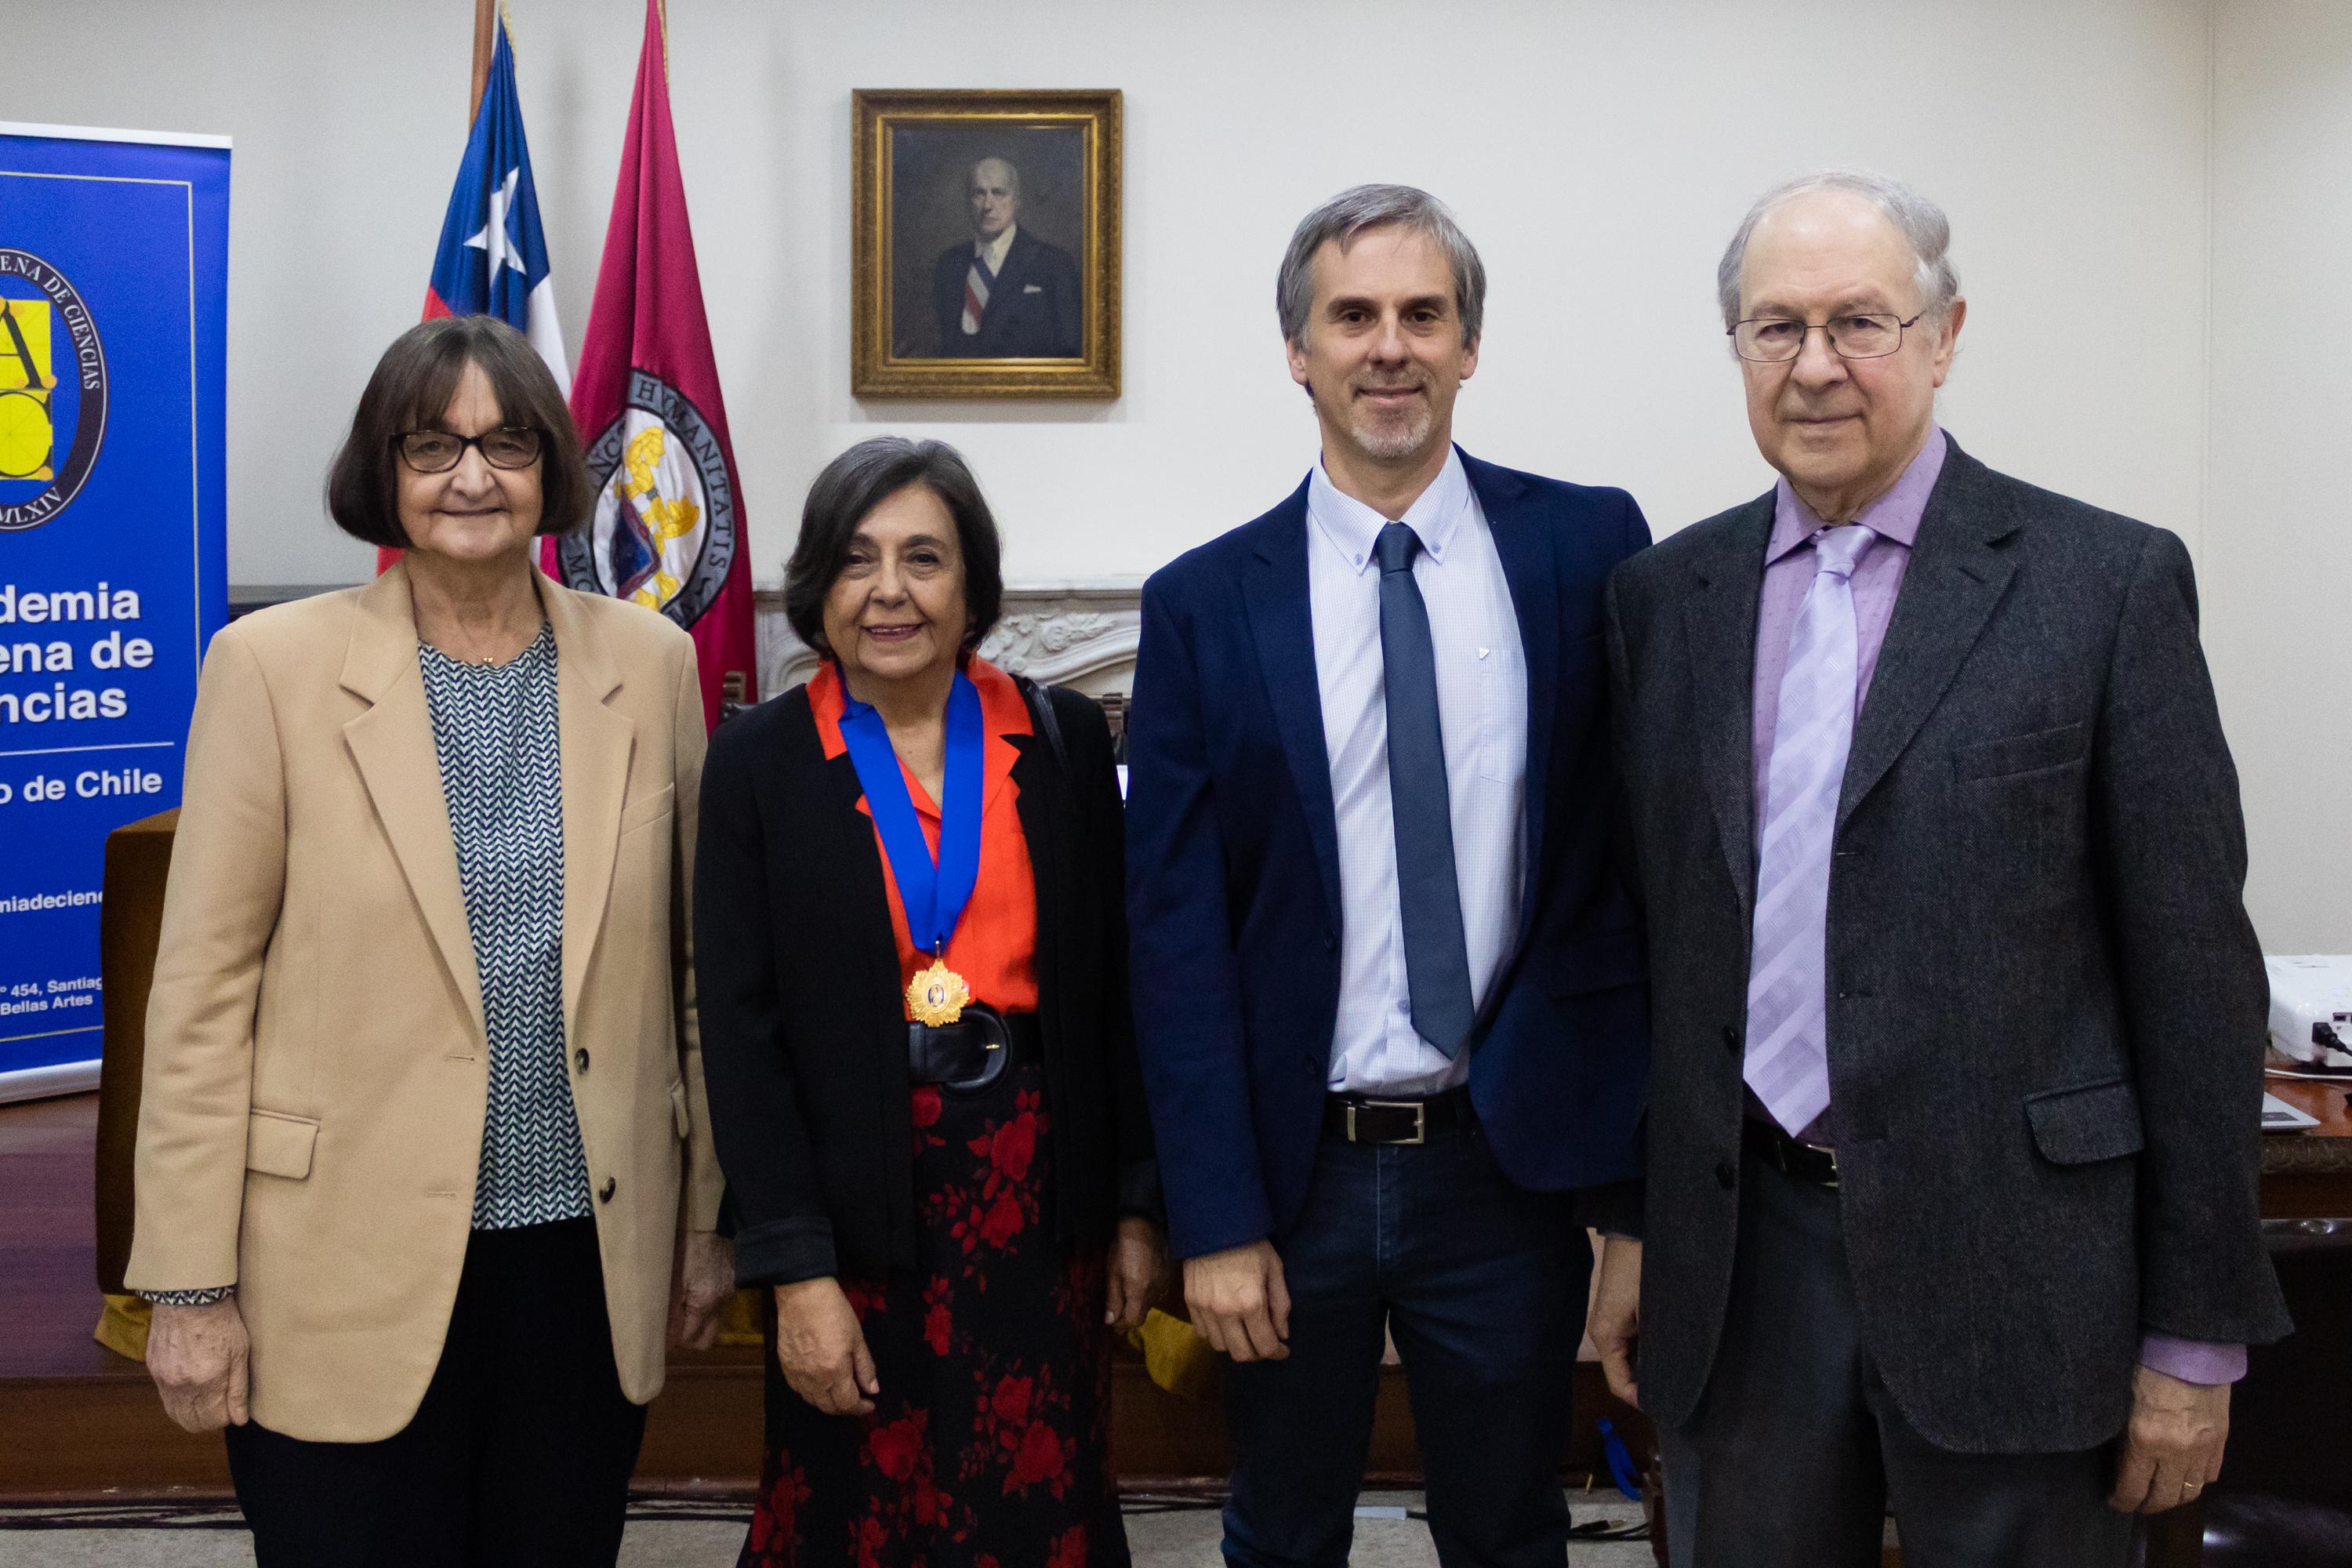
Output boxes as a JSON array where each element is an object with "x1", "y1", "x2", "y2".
[{"x1": 1589, "y1": 169, "x2": 2291, "y2": 1566}]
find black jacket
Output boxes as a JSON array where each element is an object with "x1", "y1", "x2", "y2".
[
  {"x1": 931, "y1": 227, "x2": 1083, "y2": 358},
  {"x1": 1605, "y1": 439, "x2": 2290, "y2": 1453},
  {"x1": 695, "y1": 677, "x2": 1156, "y2": 1287}
]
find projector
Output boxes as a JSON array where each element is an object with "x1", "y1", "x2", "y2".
[{"x1": 2266, "y1": 956, "x2": 2352, "y2": 1068}]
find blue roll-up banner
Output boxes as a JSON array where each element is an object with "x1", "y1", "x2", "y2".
[{"x1": 0, "y1": 124, "x2": 229, "y2": 1102}]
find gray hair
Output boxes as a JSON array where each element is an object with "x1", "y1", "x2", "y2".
[
  {"x1": 1276, "y1": 183, "x2": 1486, "y2": 348},
  {"x1": 1715, "y1": 169, "x2": 1961, "y2": 328},
  {"x1": 970, "y1": 156, "x2": 1021, "y2": 197}
]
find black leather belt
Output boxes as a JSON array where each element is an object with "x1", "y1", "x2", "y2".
[
  {"x1": 1323, "y1": 1087, "x2": 1474, "y2": 1146},
  {"x1": 1744, "y1": 1117, "x2": 1839, "y2": 1188},
  {"x1": 909, "y1": 1005, "x2": 1040, "y2": 1094}
]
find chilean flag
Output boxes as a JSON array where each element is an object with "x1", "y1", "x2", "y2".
[
  {"x1": 381, "y1": 16, "x2": 565, "y2": 572},
  {"x1": 423, "y1": 17, "x2": 564, "y2": 379},
  {"x1": 545, "y1": 0, "x2": 757, "y2": 731}
]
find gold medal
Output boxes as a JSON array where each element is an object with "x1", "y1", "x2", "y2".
[{"x1": 906, "y1": 957, "x2": 971, "y2": 1026}]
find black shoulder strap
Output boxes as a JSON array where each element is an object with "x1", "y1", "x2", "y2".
[{"x1": 1011, "y1": 672, "x2": 1069, "y2": 777}]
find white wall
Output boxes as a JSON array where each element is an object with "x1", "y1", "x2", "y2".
[
  {"x1": 2206, "y1": 2, "x2": 2352, "y2": 952},
  {"x1": 13, "y1": 0, "x2": 2342, "y2": 946},
  {"x1": 16, "y1": 0, "x2": 2212, "y2": 585}
]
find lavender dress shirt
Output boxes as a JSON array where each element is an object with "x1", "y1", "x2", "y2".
[{"x1": 1748, "y1": 426, "x2": 2241, "y2": 1388}]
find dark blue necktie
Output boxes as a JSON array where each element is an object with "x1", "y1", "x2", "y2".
[{"x1": 1374, "y1": 521, "x2": 1475, "y2": 1057}]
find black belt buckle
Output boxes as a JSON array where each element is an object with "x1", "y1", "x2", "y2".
[
  {"x1": 1348, "y1": 1098, "x2": 1427, "y2": 1145},
  {"x1": 909, "y1": 1004, "x2": 1011, "y2": 1095},
  {"x1": 1752, "y1": 1122, "x2": 1838, "y2": 1188}
]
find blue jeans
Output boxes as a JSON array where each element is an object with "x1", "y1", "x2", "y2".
[{"x1": 1221, "y1": 1122, "x2": 1589, "y2": 1567}]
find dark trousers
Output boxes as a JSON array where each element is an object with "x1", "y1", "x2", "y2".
[
  {"x1": 225, "y1": 1217, "x2": 648, "y2": 1568},
  {"x1": 1221, "y1": 1122, "x2": 1588, "y2": 1568},
  {"x1": 1660, "y1": 1151, "x2": 2134, "y2": 1568}
]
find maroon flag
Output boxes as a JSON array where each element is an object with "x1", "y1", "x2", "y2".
[{"x1": 545, "y1": 0, "x2": 756, "y2": 729}]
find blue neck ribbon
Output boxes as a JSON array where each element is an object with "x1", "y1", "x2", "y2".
[{"x1": 837, "y1": 666, "x2": 985, "y2": 956}]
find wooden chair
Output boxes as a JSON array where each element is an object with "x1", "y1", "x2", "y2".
[{"x1": 92, "y1": 808, "x2": 178, "y2": 1297}]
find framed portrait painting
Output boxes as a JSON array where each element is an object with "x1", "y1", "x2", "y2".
[{"x1": 851, "y1": 89, "x2": 1120, "y2": 399}]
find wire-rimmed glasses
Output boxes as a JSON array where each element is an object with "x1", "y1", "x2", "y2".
[{"x1": 1730, "y1": 313, "x2": 1923, "y2": 362}]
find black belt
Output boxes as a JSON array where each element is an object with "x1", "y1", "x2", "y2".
[
  {"x1": 909, "y1": 1005, "x2": 1039, "y2": 1094},
  {"x1": 1322, "y1": 1087, "x2": 1474, "y2": 1146},
  {"x1": 1744, "y1": 1117, "x2": 1839, "y2": 1188}
]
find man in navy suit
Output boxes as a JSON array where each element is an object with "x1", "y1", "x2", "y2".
[
  {"x1": 931, "y1": 156, "x2": 1083, "y2": 358},
  {"x1": 1125, "y1": 184, "x2": 1652, "y2": 1567}
]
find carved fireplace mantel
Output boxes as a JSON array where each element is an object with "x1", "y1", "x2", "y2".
[{"x1": 227, "y1": 579, "x2": 1147, "y2": 703}]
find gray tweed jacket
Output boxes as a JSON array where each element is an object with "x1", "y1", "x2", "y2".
[{"x1": 1602, "y1": 438, "x2": 2292, "y2": 1455}]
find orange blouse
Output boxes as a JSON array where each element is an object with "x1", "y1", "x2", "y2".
[{"x1": 809, "y1": 658, "x2": 1040, "y2": 1017}]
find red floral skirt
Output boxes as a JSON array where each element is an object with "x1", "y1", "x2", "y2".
[{"x1": 741, "y1": 1055, "x2": 1129, "y2": 1568}]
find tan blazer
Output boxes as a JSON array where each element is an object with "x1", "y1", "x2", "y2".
[{"x1": 125, "y1": 563, "x2": 725, "y2": 1442}]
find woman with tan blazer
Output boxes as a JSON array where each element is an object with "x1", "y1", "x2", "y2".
[{"x1": 124, "y1": 316, "x2": 731, "y2": 1566}]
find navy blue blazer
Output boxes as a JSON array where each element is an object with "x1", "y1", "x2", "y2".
[{"x1": 1125, "y1": 449, "x2": 1653, "y2": 1261}]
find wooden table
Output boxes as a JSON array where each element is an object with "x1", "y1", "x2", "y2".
[{"x1": 2257, "y1": 1064, "x2": 2352, "y2": 1218}]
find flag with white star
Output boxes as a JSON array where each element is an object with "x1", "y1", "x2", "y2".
[{"x1": 421, "y1": 13, "x2": 565, "y2": 393}]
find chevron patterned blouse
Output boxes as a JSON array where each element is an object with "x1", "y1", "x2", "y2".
[{"x1": 419, "y1": 624, "x2": 592, "y2": 1231}]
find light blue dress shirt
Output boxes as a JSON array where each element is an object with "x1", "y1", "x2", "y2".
[{"x1": 1305, "y1": 449, "x2": 1527, "y2": 1097}]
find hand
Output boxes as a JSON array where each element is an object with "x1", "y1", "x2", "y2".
[
  {"x1": 1588, "y1": 1235, "x2": 1642, "y2": 1410},
  {"x1": 1105, "y1": 1216, "x2": 1167, "y2": 1332},
  {"x1": 146, "y1": 1298, "x2": 252, "y2": 1434},
  {"x1": 669, "y1": 1231, "x2": 735, "y2": 1352},
  {"x1": 773, "y1": 1277, "x2": 880, "y2": 1416},
  {"x1": 2110, "y1": 1364, "x2": 2230, "y2": 1514},
  {"x1": 1182, "y1": 1239, "x2": 1290, "y2": 1363}
]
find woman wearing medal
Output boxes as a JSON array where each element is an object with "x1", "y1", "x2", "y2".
[{"x1": 696, "y1": 437, "x2": 1165, "y2": 1566}]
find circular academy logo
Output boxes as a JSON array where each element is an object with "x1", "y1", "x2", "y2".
[
  {"x1": 557, "y1": 369, "x2": 736, "y2": 630},
  {"x1": 0, "y1": 249, "x2": 107, "y2": 532}
]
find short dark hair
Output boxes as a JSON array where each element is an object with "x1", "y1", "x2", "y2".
[
  {"x1": 783, "y1": 438, "x2": 1004, "y2": 659},
  {"x1": 325, "y1": 315, "x2": 592, "y2": 550}
]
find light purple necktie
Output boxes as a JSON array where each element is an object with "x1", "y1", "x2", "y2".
[{"x1": 1745, "y1": 524, "x2": 1875, "y2": 1136}]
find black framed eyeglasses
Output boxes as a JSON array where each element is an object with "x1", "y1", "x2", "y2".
[
  {"x1": 1730, "y1": 313, "x2": 1923, "y2": 363},
  {"x1": 394, "y1": 426, "x2": 543, "y2": 473}
]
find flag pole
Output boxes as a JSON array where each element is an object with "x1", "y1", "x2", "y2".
[{"x1": 468, "y1": 0, "x2": 495, "y2": 128}]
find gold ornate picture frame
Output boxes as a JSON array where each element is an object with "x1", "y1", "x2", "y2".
[{"x1": 852, "y1": 89, "x2": 1121, "y2": 400}]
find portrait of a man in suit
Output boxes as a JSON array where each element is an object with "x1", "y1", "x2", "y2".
[
  {"x1": 928, "y1": 156, "x2": 1083, "y2": 359},
  {"x1": 861, "y1": 100, "x2": 1116, "y2": 396}
]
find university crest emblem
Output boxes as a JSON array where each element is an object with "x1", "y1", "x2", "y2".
[
  {"x1": 0, "y1": 249, "x2": 108, "y2": 532},
  {"x1": 557, "y1": 368, "x2": 737, "y2": 630}
]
